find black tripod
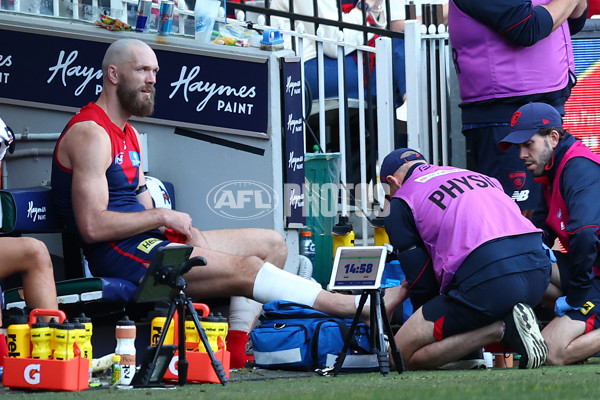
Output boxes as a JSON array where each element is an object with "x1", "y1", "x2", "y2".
[
  {"x1": 332, "y1": 288, "x2": 404, "y2": 376},
  {"x1": 141, "y1": 256, "x2": 228, "y2": 386}
]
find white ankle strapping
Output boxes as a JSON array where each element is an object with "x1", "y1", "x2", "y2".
[
  {"x1": 228, "y1": 296, "x2": 263, "y2": 332},
  {"x1": 253, "y1": 262, "x2": 322, "y2": 307}
]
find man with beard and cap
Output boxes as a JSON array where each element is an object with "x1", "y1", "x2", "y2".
[
  {"x1": 380, "y1": 148, "x2": 551, "y2": 370},
  {"x1": 499, "y1": 102, "x2": 600, "y2": 365},
  {"x1": 51, "y1": 38, "x2": 407, "y2": 369}
]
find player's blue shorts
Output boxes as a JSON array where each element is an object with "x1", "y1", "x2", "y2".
[
  {"x1": 564, "y1": 279, "x2": 600, "y2": 333},
  {"x1": 84, "y1": 230, "x2": 171, "y2": 285},
  {"x1": 421, "y1": 247, "x2": 551, "y2": 340},
  {"x1": 463, "y1": 124, "x2": 541, "y2": 210},
  {"x1": 556, "y1": 255, "x2": 600, "y2": 333}
]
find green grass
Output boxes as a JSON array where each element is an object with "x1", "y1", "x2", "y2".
[{"x1": 3, "y1": 361, "x2": 600, "y2": 400}]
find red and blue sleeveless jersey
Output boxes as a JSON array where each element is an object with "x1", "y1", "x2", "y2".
[{"x1": 51, "y1": 102, "x2": 143, "y2": 245}]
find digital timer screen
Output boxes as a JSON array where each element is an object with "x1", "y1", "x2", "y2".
[{"x1": 329, "y1": 246, "x2": 386, "y2": 290}]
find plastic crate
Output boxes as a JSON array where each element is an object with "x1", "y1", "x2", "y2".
[
  {"x1": 163, "y1": 349, "x2": 230, "y2": 384},
  {"x1": 3, "y1": 356, "x2": 89, "y2": 391}
]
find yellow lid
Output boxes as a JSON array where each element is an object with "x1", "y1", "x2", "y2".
[{"x1": 112, "y1": 354, "x2": 121, "y2": 362}]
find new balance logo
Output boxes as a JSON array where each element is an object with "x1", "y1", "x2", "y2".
[{"x1": 511, "y1": 190, "x2": 530, "y2": 202}]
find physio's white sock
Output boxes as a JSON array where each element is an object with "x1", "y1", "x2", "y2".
[
  {"x1": 253, "y1": 262, "x2": 322, "y2": 307},
  {"x1": 228, "y1": 296, "x2": 263, "y2": 332}
]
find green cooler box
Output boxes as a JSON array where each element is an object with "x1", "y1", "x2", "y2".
[{"x1": 304, "y1": 152, "x2": 341, "y2": 287}]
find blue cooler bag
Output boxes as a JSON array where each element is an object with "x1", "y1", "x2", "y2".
[{"x1": 251, "y1": 300, "x2": 377, "y2": 371}]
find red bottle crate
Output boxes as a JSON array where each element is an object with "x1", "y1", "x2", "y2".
[{"x1": 3, "y1": 356, "x2": 89, "y2": 391}]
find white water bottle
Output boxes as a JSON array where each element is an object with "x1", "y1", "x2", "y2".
[
  {"x1": 115, "y1": 316, "x2": 136, "y2": 386},
  {"x1": 194, "y1": 0, "x2": 220, "y2": 43}
]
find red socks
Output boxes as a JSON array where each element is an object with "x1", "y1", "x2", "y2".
[{"x1": 226, "y1": 330, "x2": 254, "y2": 369}]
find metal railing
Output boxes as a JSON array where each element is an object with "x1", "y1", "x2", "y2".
[
  {"x1": 404, "y1": 18, "x2": 451, "y2": 166},
  {"x1": 0, "y1": 0, "x2": 454, "y2": 242},
  {"x1": 236, "y1": 1, "x2": 399, "y2": 243},
  {"x1": 231, "y1": 1, "x2": 452, "y2": 241}
]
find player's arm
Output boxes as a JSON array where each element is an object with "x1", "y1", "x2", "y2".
[
  {"x1": 133, "y1": 128, "x2": 154, "y2": 211},
  {"x1": 66, "y1": 122, "x2": 193, "y2": 243}
]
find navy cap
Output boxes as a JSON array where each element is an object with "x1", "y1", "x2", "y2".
[
  {"x1": 499, "y1": 102, "x2": 562, "y2": 151},
  {"x1": 380, "y1": 148, "x2": 426, "y2": 183}
]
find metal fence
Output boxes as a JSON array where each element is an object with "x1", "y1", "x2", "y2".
[
  {"x1": 0, "y1": 0, "x2": 453, "y2": 242},
  {"x1": 405, "y1": 18, "x2": 451, "y2": 167}
]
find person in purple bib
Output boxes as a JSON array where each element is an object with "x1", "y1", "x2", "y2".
[
  {"x1": 380, "y1": 147, "x2": 551, "y2": 370},
  {"x1": 449, "y1": 0, "x2": 588, "y2": 217},
  {"x1": 500, "y1": 102, "x2": 600, "y2": 365}
]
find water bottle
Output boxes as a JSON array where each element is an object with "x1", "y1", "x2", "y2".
[
  {"x1": 78, "y1": 313, "x2": 94, "y2": 361},
  {"x1": 53, "y1": 320, "x2": 76, "y2": 361},
  {"x1": 115, "y1": 316, "x2": 136, "y2": 386},
  {"x1": 30, "y1": 318, "x2": 52, "y2": 360},
  {"x1": 215, "y1": 312, "x2": 228, "y2": 351},
  {"x1": 198, "y1": 313, "x2": 219, "y2": 353},
  {"x1": 371, "y1": 216, "x2": 390, "y2": 246},
  {"x1": 150, "y1": 312, "x2": 174, "y2": 346},
  {"x1": 194, "y1": 0, "x2": 220, "y2": 43},
  {"x1": 185, "y1": 316, "x2": 199, "y2": 351},
  {"x1": 299, "y1": 231, "x2": 316, "y2": 267},
  {"x1": 48, "y1": 317, "x2": 59, "y2": 353},
  {"x1": 72, "y1": 319, "x2": 88, "y2": 361},
  {"x1": 6, "y1": 315, "x2": 31, "y2": 358},
  {"x1": 332, "y1": 216, "x2": 355, "y2": 257}
]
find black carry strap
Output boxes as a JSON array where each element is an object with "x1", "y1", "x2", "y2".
[{"x1": 311, "y1": 319, "x2": 370, "y2": 363}]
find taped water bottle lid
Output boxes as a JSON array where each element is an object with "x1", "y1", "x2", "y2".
[{"x1": 116, "y1": 316, "x2": 136, "y2": 339}]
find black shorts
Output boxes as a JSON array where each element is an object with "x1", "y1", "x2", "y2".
[{"x1": 421, "y1": 251, "x2": 551, "y2": 340}]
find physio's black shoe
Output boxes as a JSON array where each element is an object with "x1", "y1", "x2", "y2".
[{"x1": 502, "y1": 303, "x2": 548, "y2": 369}]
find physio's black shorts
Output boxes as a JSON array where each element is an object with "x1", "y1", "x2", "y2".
[
  {"x1": 421, "y1": 251, "x2": 551, "y2": 340},
  {"x1": 464, "y1": 124, "x2": 541, "y2": 210},
  {"x1": 85, "y1": 231, "x2": 171, "y2": 284}
]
